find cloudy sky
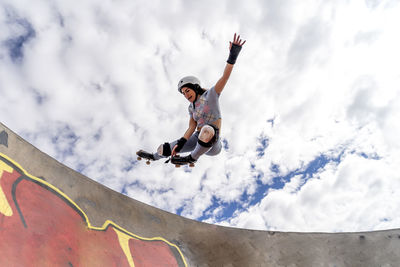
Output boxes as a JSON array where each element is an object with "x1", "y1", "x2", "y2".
[{"x1": 1, "y1": 0, "x2": 400, "y2": 233}]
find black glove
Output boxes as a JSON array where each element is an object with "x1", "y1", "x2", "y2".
[
  {"x1": 175, "y1": 137, "x2": 187, "y2": 153},
  {"x1": 227, "y1": 43, "x2": 242, "y2": 65}
]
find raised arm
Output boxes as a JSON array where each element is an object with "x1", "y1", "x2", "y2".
[{"x1": 215, "y1": 33, "x2": 246, "y2": 95}]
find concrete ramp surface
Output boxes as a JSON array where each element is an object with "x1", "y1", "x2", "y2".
[{"x1": 1, "y1": 122, "x2": 399, "y2": 266}]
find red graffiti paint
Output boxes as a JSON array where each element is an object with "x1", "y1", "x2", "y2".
[{"x1": 0, "y1": 158, "x2": 185, "y2": 267}]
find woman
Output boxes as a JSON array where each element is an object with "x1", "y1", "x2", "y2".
[{"x1": 137, "y1": 33, "x2": 246, "y2": 166}]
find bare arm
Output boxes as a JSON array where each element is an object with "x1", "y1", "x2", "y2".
[
  {"x1": 183, "y1": 116, "x2": 197, "y2": 140},
  {"x1": 215, "y1": 33, "x2": 246, "y2": 95},
  {"x1": 172, "y1": 116, "x2": 197, "y2": 156},
  {"x1": 215, "y1": 63, "x2": 234, "y2": 95}
]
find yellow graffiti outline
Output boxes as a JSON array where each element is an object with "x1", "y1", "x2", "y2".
[
  {"x1": 0, "y1": 152, "x2": 187, "y2": 267},
  {"x1": 114, "y1": 228, "x2": 136, "y2": 267},
  {"x1": 0, "y1": 160, "x2": 14, "y2": 216}
]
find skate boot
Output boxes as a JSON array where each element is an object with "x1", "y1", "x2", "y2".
[
  {"x1": 171, "y1": 154, "x2": 196, "y2": 168},
  {"x1": 136, "y1": 150, "x2": 156, "y2": 165}
]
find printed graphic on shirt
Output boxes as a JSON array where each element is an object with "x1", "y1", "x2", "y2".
[{"x1": 188, "y1": 87, "x2": 221, "y2": 128}]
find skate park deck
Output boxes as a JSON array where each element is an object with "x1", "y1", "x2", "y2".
[{"x1": 1, "y1": 122, "x2": 399, "y2": 266}]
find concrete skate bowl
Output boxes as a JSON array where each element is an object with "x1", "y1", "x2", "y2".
[{"x1": 1, "y1": 122, "x2": 399, "y2": 267}]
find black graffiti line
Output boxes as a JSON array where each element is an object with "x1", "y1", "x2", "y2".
[
  {"x1": 0, "y1": 155, "x2": 87, "y2": 228},
  {"x1": 11, "y1": 175, "x2": 27, "y2": 228},
  {"x1": 11, "y1": 174, "x2": 89, "y2": 228},
  {"x1": 1, "y1": 155, "x2": 186, "y2": 267}
]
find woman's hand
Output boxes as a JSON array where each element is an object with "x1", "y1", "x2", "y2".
[
  {"x1": 227, "y1": 33, "x2": 246, "y2": 65},
  {"x1": 171, "y1": 145, "x2": 178, "y2": 156},
  {"x1": 229, "y1": 33, "x2": 246, "y2": 50},
  {"x1": 171, "y1": 137, "x2": 187, "y2": 157}
]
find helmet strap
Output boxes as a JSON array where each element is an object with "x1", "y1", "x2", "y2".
[{"x1": 192, "y1": 91, "x2": 199, "y2": 109}]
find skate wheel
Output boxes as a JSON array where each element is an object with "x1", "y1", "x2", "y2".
[
  {"x1": 146, "y1": 160, "x2": 151, "y2": 165},
  {"x1": 189, "y1": 163, "x2": 195, "y2": 167},
  {"x1": 175, "y1": 164, "x2": 180, "y2": 168},
  {"x1": 137, "y1": 156, "x2": 142, "y2": 161}
]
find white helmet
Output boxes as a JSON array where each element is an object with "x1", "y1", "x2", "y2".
[{"x1": 177, "y1": 76, "x2": 201, "y2": 93}]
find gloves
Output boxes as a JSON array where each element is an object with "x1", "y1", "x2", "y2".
[
  {"x1": 175, "y1": 137, "x2": 187, "y2": 153},
  {"x1": 227, "y1": 43, "x2": 242, "y2": 65}
]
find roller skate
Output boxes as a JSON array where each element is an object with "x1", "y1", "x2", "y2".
[
  {"x1": 170, "y1": 154, "x2": 196, "y2": 168},
  {"x1": 136, "y1": 150, "x2": 156, "y2": 165}
]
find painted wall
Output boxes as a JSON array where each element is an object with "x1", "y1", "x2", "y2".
[{"x1": 0, "y1": 153, "x2": 187, "y2": 267}]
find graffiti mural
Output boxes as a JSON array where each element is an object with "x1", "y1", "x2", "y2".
[{"x1": 0, "y1": 153, "x2": 187, "y2": 267}]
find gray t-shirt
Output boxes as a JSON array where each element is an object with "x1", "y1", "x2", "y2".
[{"x1": 188, "y1": 86, "x2": 221, "y2": 128}]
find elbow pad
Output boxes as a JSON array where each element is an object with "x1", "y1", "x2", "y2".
[{"x1": 227, "y1": 43, "x2": 242, "y2": 65}]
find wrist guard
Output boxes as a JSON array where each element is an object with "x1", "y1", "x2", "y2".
[
  {"x1": 227, "y1": 43, "x2": 242, "y2": 64},
  {"x1": 175, "y1": 137, "x2": 187, "y2": 152}
]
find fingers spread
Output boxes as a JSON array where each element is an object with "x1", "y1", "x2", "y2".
[{"x1": 232, "y1": 33, "x2": 246, "y2": 46}]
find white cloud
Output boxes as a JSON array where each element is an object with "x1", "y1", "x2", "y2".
[
  {"x1": 1, "y1": 0, "x2": 400, "y2": 232},
  {"x1": 229, "y1": 153, "x2": 400, "y2": 232}
]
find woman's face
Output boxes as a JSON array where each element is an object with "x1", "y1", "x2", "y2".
[{"x1": 181, "y1": 87, "x2": 196, "y2": 103}]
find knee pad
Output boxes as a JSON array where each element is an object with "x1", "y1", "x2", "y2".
[
  {"x1": 198, "y1": 125, "x2": 216, "y2": 148},
  {"x1": 157, "y1": 142, "x2": 172, "y2": 157}
]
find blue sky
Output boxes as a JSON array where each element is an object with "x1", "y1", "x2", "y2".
[{"x1": 1, "y1": 0, "x2": 400, "y2": 232}]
